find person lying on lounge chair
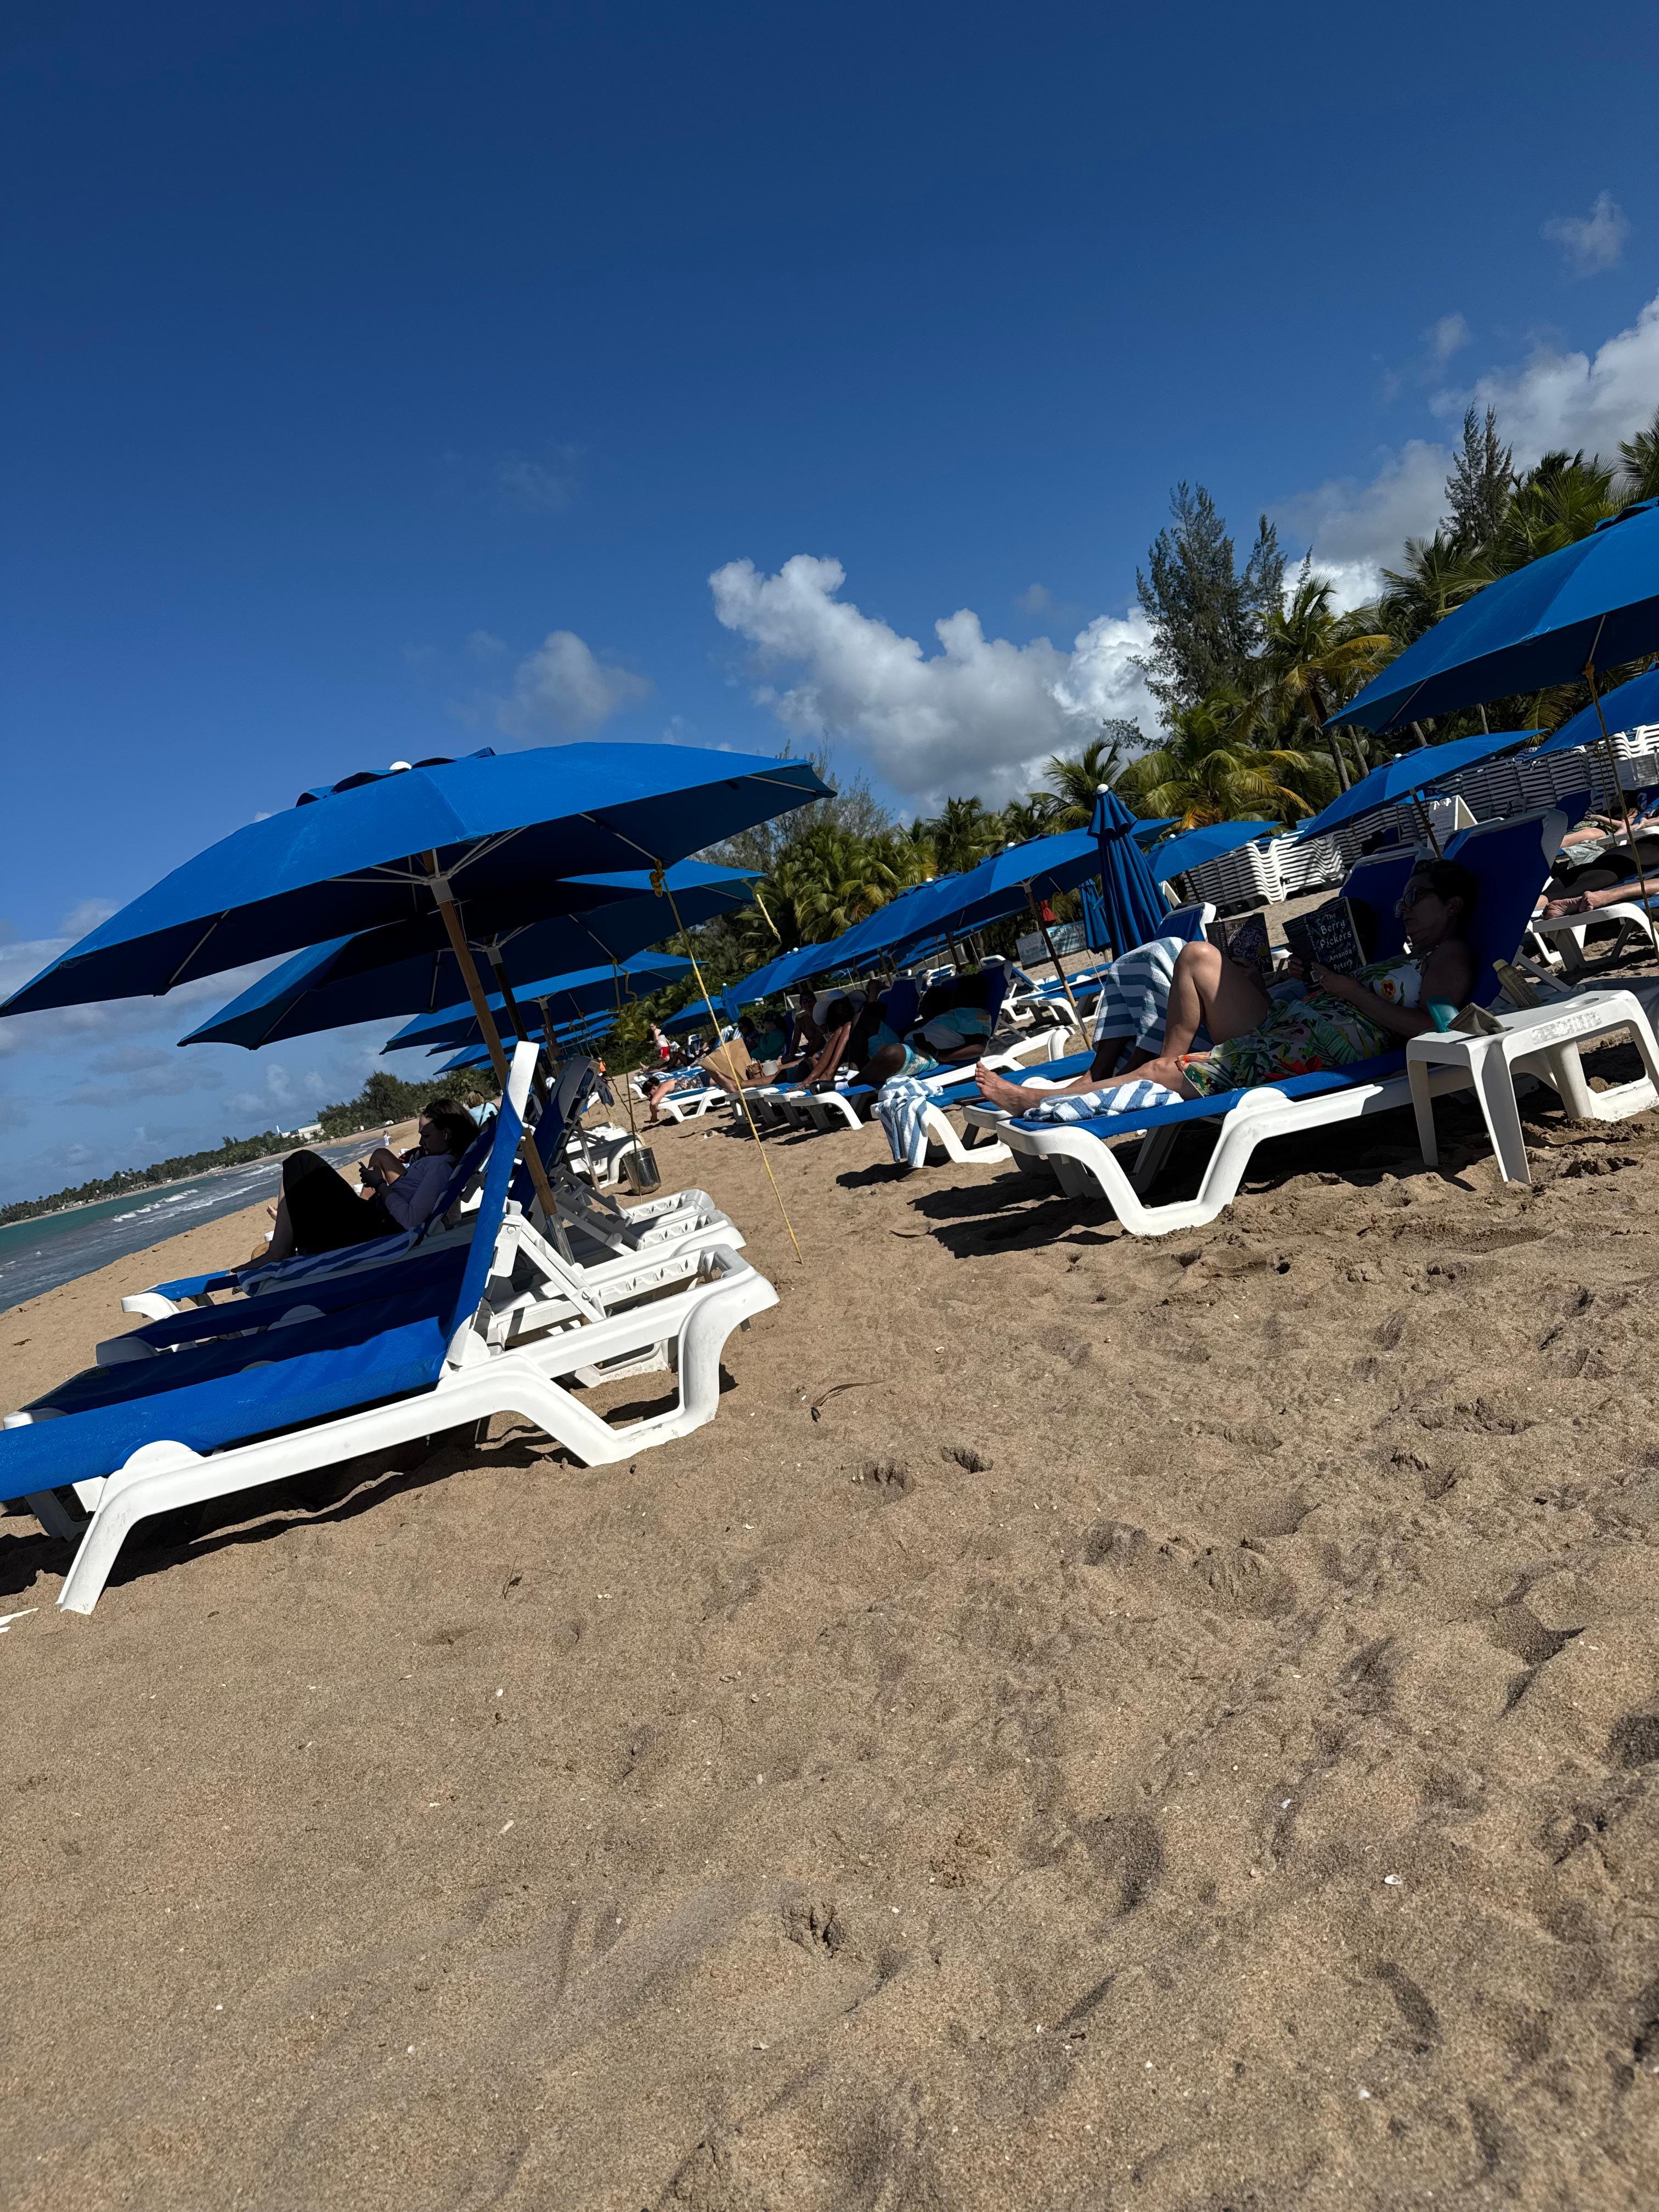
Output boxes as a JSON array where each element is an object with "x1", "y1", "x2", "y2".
[
  {"x1": 915, "y1": 973, "x2": 995, "y2": 1063},
  {"x1": 263, "y1": 1097, "x2": 478, "y2": 1262},
  {"x1": 973, "y1": 859, "x2": 1477, "y2": 1118},
  {"x1": 773, "y1": 987, "x2": 826, "y2": 1082}
]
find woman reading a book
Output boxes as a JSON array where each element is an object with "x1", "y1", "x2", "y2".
[{"x1": 972, "y1": 859, "x2": 1477, "y2": 1120}]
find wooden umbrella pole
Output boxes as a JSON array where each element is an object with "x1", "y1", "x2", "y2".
[
  {"x1": 1585, "y1": 659, "x2": 1655, "y2": 917},
  {"x1": 483, "y1": 949, "x2": 531, "y2": 1041},
  {"x1": 425, "y1": 862, "x2": 562, "y2": 1224},
  {"x1": 1030, "y1": 887, "x2": 1084, "y2": 1042}
]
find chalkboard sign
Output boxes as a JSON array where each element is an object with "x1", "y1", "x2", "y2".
[
  {"x1": 1205, "y1": 910, "x2": 1273, "y2": 979},
  {"x1": 1283, "y1": 898, "x2": 1368, "y2": 978}
]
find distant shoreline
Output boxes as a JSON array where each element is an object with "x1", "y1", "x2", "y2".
[{"x1": 0, "y1": 1127, "x2": 397, "y2": 1236}]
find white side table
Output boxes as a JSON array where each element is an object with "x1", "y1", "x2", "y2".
[{"x1": 1406, "y1": 988, "x2": 1659, "y2": 1184}]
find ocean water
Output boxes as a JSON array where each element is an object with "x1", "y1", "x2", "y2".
[{"x1": 0, "y1": 1139, "x2": 371, "y2": 1310}]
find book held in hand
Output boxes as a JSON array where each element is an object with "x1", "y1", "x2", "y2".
[
  {"x1": 1205, "y1": 910, "x2": 1273, "y2": 979},
  {"x1": 1282, "y1": 898, "x2": 1368, "y2": 978}
]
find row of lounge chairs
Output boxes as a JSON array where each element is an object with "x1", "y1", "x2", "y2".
[{"x1": 2, "y1": 1047, "x2": 776, "y2": 1614}]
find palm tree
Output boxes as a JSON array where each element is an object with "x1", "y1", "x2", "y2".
[
  {"x1": 1000, "y1": 793, "x2": 1061, "y2": 843},
  {"x1": 1039, "y1": 726, "x2": 1141, "y2": 828},
  {"x1": 1114, "y1": 693, "x2": 1329, "y2": 830},
  {"x1": 918, "y1": 794, "x2": 1004, "y2": 873},
  {"x1": 780, "y1": 824, "x2": 904, "y2": 940},
  {"x1": 1617, "y1": 409, "x2": 1659, "y2": 504},
  {"x1": 1493, "y1": 451, "x2": 1614, "y2": 572},
  {"x1": 1378, "y1": 532, "x2": 1492, "y2": 646},
  {"x1": 1258, "y1": 568, "x2": 1393, "y2": 791}
]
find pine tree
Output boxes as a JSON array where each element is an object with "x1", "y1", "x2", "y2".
[
  {"x1": 1135, "y1": 483, "x2": 1284, "y2": 716},
  {"x1": 1444, "y1": 406, "x2": 1514, "y2": 553}
]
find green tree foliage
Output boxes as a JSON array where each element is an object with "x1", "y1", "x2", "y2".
[
  {"x1": 1446, "y1": 405, "x2": 1515, "y2": 552},
  {"x1": 1115, "y1": 691, "x2": 1330, "y2": 831},
  {"x1": 1135, "y1": 483, "x2": 1285, "y2": 715},
  {"x1": 1616, "y1": 407, "x2": 1659, "y2": 504},
  {"x1": 1259, "y1": 566, "x2": 1394, "y2": 791}
]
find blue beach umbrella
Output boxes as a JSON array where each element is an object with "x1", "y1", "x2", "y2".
[
  {"x1": 1091, "y1": 789, "x2": 1169, "y2": 956},
  {"x1": 1144, "y1": 819, "x2": 1278, "y2": 884},
  {"x1": 383, "y1": 953, "x2": 691, "y2": 1053},
  {"x1": 1294, "y1": 730, "x2": 1537, "y2": 842},
  {"x1": 1533, "y1": 665, "x2": 1659, "y2": 755},
  {"x1": 180, "y1": 874, "x2": 754, "y2": 1049},
  {"x1": 1336, "y1": 500, "x2": 1659, "y2": 734},
  {"x1": 2, "y1": 744, "x2": 827, "y2": 1018}
]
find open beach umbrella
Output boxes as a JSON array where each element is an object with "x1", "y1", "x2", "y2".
[
  {"x1": 1533, "y1": 665, "x2": 1659, "y2": 755},
  {"x1": 2, "y1": 744, "x2": 827, "y2": 1019},
  {"x1": 1091, "y1": 789, "x2": 1169, "y2": 959},
  {"x1": 179, "y1": 872, "x2": 755, "y2": 1049},
  {"x1": 1335, "y1": 500, "x2": 1659, "y2": 735},
  {"x1": 1144, "y1": 819, "x2": 1277, "y2": 884},
  {"x1": 1131, "y1": 817, "x2": 1179, "y2": 845},
  {"x1": 383, "y1": 953, "x2": 691, "y2": 1054},
  {"x1": 1294, "y1": 730, "x2": 1537, "y2": 842}
]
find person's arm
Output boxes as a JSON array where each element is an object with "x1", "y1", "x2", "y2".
[
  {"x1": 1297, "y1": 947, "x2": 1473, "y2": 1039},
  {"x1": 378, "y1": 1153, "x2": 449, "y2": 1229}
]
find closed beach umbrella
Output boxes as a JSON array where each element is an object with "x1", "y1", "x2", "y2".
[
  {"x1": 1091, "y1": 788, "x2": 1169, "y2": 957},
  {"x1": 1294, "y1": 730, "x2": 1536, "y2": 842}
]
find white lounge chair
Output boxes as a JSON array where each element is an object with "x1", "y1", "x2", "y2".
[
  {"x1": 3, "y1": 1045, "x2": 776, "y2": 1615},
  {"x1": 961, "y1": 812, "x2": 1567, "y2": 1233}
]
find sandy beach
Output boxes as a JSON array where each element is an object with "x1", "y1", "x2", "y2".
[{"x1": 5, "y1": 1080, "x2": 1659, "y2": 2210}]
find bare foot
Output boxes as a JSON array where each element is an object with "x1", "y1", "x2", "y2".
[{"x1": 972, "y1": 1061, "x2": 1031, "y2": 1113}]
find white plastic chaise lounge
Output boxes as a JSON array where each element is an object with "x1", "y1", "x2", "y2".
[
  {"x1": 122, "y1": 1058, "x2": 734, "y2": 1322},
  {"x1": 958, "y1": 813, "x2": 1566, "y2": 1236},
  {"x1": 1, "y1": 1045, "x2": 776, "y2": 1615}
]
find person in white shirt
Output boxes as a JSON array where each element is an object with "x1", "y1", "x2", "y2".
[{"x1": 263, "y1": 1099, "x2": 478, "y2": 1261}]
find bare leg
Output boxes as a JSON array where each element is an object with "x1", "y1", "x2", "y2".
[
  {"x1": 264, "y1": 1194, "x2": 296, "y2": 1264},
  {"x1": 1159, "y1": 942, "x2": 1273, "y2": 1058}
]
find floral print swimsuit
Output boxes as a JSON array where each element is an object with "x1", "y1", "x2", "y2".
[{"x1": 1184, "y1": 957, "x2": 1424, "y2": 1097}]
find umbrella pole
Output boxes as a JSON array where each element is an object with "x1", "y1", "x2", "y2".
[
  {"x1": 425, "y1": 864, "x2": 562, "y2": 1226},
  {"x1": 1029, "y1": 887, "x2": 1084, "y2": 1043},
  {"x1": 656, "y1": 871, "x2": 802, "y2": 1264},
  {"x1": 1585, "y1": 659, "x2": 1655, "y2": 919},
  {"x1": 1412, "y1": 794, "x2": 1443, "y2": 858}
]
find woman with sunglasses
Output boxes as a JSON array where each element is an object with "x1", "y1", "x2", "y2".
[{"x1": 974, "y1": 860, "x2": 1477, "y2": 1119}]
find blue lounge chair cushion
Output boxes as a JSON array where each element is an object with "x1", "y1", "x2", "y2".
[{"x1": 1011, "y1": 1051, "x2": 1409, "y2": 1141}]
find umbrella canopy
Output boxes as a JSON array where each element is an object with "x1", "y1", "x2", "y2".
[
  {"x1": 1534, "y1": 666, "x2": 1659, "y2": 755},
  {"x1": 1131, "y1": 817, "x2": 1179, "y2": 845},
  {"x1": 1294, "y1": 730, "x2": 1537, "y2": 842},
  {"x1": 181, "y1": 872, "x2": 752, "y2": 1049},
  {"x1": 1335, "y1": 500, "x2": 1659, "y2": 733},
  {"x1": 1145, "y1": 819, "x2": 1277, "y2": 884},
  {"x1": 875, "y1": 830, "x2": 1104, "y2": 956},
  {"x1": 1091, "y1": 789, "x2": 1169, "y2": 956},
  {"x1": 3, "y1": 743, "x2": 827, "y2": 1017},
  {"x1": 384, "y1": 953, "x2": 691, "y2": 1054}
]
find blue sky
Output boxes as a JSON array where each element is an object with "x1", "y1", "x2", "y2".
[{"x1": 4, "y1": 0, "x2": 1659, "y2": 1199}]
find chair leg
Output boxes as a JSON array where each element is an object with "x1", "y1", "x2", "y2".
[
  {"x1": 1470, "y1": 1051, "x2": 1532, "y2": 1184},
  {"x1": 1407, "y1": 1057, "x2": 1441, "y2": 1167}
]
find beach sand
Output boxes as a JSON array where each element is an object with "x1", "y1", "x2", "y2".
[{"x1": 4, "y1": 1077, "x2": 1659, "y2": 2209}]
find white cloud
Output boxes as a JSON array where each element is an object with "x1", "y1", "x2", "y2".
[
  {"x1": 1543, "y1": 191, "x2": 1629, "y2": 278},
  {"x1": 492, "y1": 630, "x2": 653, "y2": 740},
  {"x1": 1427, "y1": 313, "x2": 1470, "y2": 363},
  {"x1": 1282, "y1": 289, "x2": 1659, "y2": 606},
  {"x1": 1454, "y1": 292, "x2": 1659, "y2": 460},
  {"x1": 466, "y1": 629, "x2": 508, "y2": 661},
  {"x1": 709, "y1": 554, "x2": 1155, "y2": 808},
  {"x1": 59, "y1": 896, "x2": 118, "y2": 939},
  {"x1": 494, "y1": 445, "x2": 583, "y2": 514}
]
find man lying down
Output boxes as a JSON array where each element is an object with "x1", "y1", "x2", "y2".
[{"x1": 972, "y1": 857, "x2": 1476, "y2": 1127}]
